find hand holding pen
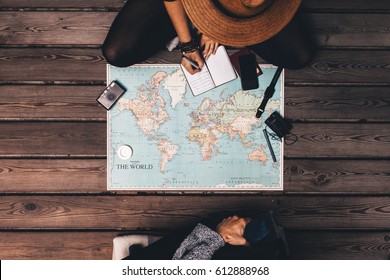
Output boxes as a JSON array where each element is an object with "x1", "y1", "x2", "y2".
[
  {"x1": 181, "y1": 50, "x2": 204, "y2": 75},
  {"x1": 180, "y1": 32, "x2": 219, "y2": 74}
]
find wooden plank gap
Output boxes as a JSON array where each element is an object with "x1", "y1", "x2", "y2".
[
  {"x1": 0, "y1": 81, "x2": 106, "y2": 86},
  {"x1": 0, "y1": 45, "x2": 102, "y2": 49},
  {"x1": 318, "y1": 46, "x2": 390, "y2": 51},
  {"x1": 286, "y1": 83, "x2": 390, "y2": 87},
  {"x1": 302, "y1": 9, "x2": 390, "y2": 14},
  {"x1": 0, "y1": 118, "x2": 106, "y2": 122},
  {"x1": 284, "y1": 156, "x2": 390, "y2": 161},
  {"x1": 0, "y1": 155, "x2": 106, "y2": 159},
  {"x1": 287, "y1": 119, "x2": 390, "y2": 124},
  {"x1": 0, "y1": 8, "x2": 121, "y2": 12}
]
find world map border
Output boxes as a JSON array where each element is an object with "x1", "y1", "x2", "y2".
[{"x1": 106, "y1": 64, "x2": 284, "y2": 191}]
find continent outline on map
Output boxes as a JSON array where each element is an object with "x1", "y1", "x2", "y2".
[{"x1": 107, "y1": 64, "x2": 283, "y2": 191}]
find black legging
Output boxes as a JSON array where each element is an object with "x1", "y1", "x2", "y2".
[{"x1": 102, "y1": 0, "x2": 177, "y2": 67}]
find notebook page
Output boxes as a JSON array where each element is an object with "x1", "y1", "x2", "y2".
[
  {"x1": 205, "y1": 46, "x2": 237, "y2": 86},
  {"x1": 181, "y1": 64, "x2": 215, "y2": 96}
]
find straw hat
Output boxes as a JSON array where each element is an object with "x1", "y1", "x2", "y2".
[{"x1": 182, "y1": 0, "x2": 302, "y2": 47}]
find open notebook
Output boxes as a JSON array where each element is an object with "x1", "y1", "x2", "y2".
[{"x1": 181, "y1": 46, "x2": 237, "y2": 96}]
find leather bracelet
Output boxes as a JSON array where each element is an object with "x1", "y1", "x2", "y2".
[{"x1": 178, "y1": 38, "x2": 199, "y2": 54}]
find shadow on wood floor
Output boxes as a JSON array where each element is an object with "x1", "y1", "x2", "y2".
[{"x1": 0, "y1": 0, "x2": 389, "y2": 259}]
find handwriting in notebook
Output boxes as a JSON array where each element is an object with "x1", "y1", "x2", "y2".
[{"x1": 181, "y1": 46, "x2": 237, "y2": 96}]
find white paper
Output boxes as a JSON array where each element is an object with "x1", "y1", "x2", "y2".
[
  {"x1": 181, "y1": 46, "x2": 237, "y2": 96},
  {"x1": 205, "y1": 45, "x2": 237, "y2": 86},
  {"x1": 181, "y1": 64, "x2": 215, "y2": 96}
]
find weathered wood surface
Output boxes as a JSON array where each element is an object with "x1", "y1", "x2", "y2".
[
  {"x1": 0, "y1": 122, "x2": 106, "y2": 157},
  {"x1": 285, "y1": 123, "x2": 390, "y2": 158},
  {"x1": 286, "y1": 230, "x2": 390, "y2": 260},
  {"x1": 0, "y1": 0, "x2": 389, "y2": 260},
  {"x1": 0, "y1": 122, "x2": 388, "y2": 158},
  {"x1": 0, "y1": 85, "x2": 105, "y2": 121},
  {"x1": 1, "y1": 49, "x2": 390, "y2": 84},
  {"x1": 1, "y1": 196, "x2": 390, "y2": 230},
  {"x1": 0, "y1": 159, "x2": 106, "y2": 193},
  {"x1": 0, "y1": 48, "x2": 106, "y2": 82},
  {"x1": 1, "y1": 85, "x2": 389, "y2": 122},
  {"x1": 284, "y1": 160, "x2": 390, "y2": 194},
  {"x1": 0, "y1": 0, "x2": 126, "y2": 9},
  {"x1": 0, "y1": 230, "x2": 389, "y2": 260},
  {"x1": 302, "y1": 0, "x2": 390, "y2": 12},
  {"x1": 0, "y1": 12, "x2": 116, "y2": 45},
  {"x1": 1, "y1": 159, "x2": 389, "y2": 194},
  {"x1": 287, "y1": 50, "x2": 390, "y2": 85},
  {"x1": 1, "y1": 0, "x2": 389, "y2": 11},
  {"x1": 1, "y1": 12, "x2": 389, "y2": 47},
  {"x1": 2, "y1": 159, "x2": 389, "y2": 194},
  {"x1": 284, "y1": 86, "x2": 390, "y2": 122},
  {"x1": 0, "y1": 231, "x2": 390, "y2": 260},
  {"x1": 306, "y1": 13, "x2": 390, "y2": 48},
  {"x1": 0, "y1": 232, "x2": 118, "y2": 260}
]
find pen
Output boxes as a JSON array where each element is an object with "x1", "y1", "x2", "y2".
[
  {"x1": 263, "y1": 129, "x2": 277, "y2": 162},
  {"x1": 182, "y1": 56, "x2": 200, "y2": 70}
]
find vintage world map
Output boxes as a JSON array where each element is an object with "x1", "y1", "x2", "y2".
[{"x1": 107, "y1": 64, "x2": 283, "y2": 190}]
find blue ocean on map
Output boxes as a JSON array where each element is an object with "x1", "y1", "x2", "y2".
[{"x1": 108, "y1": 64, "x2": 283, "y2": 190}]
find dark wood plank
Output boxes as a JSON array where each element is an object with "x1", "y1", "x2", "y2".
[
  {"x1": 284, "y1": 160, "x2": 390, "y2": 194},
  {"x1": 0, "y1": 48, "x2": 106, "y2": 82},
  {"x1": 0, "y1": 85, "x2": 106, "y2": 121},
  {"x1": 287, "y1": 50, "x2": 390, "y2": 85},
  {"x1": 1, "y1": 85, "x2": 388, "y2": 122},
  {"x1": 307, "y1": 13, "x2": 390, "y2": 48},
  {"x1": 285, "y1": 86, "x2": 390, "y2": 122},
  {"x1": 0, "y1": 230, "x2": 389, "y2": 260},
  {"x1": 1, "y1": 12, "x2": 389, "y2": 48},
  {"x1": 286, "y1": 123, "x2": 390, "y2": 158},
  {"x1": 0, "y1": 159, "x2": 106, "y2": 193},
  {"x1": 1, "y1": 159, "x2": 389, "y2": 194},
  {"x1": 287, "y1": 230, "x2": 390, "y2": 260},
  {"x1": 0, "y1": 122, "x2": 388, "y2": 158},
  {"x1": 1, "y1": 0, "x2": 389, "y2": 12},
  {"x1": 0, "y1": 12, "x2": 116, "y2": 45},
  {"x1": 0, "y1": 0, "x2": 125, "y2": 9},
  {"x1": 1, "y1": 49, "x2": 389, "y2": 84},
  {"x1": 0, "y1": 232, "x2": 118, "y2": 260},
  {"x1": 302, "y1": 0, "x2": 390, "y2": 12},
  {"x1": 1, "y1": 196, "x2": 390, "y2": 229},
  {"x1": 0, "y1": 122, "x2": 106, "y2": 157},
  {"x1": 0, "y1": 0, "x2": 388, "y2": 263}
]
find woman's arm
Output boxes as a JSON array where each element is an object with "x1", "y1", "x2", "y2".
[
  {"x1": 172, "y1": 223, "x2": 225, "y2": 260},
  {"x1": 164, "y1": 0, "x2": 204, "y2": 74},
  {"x1": 172, "y1": 216, "x2": 250, "y2": 260},
  {"x1": 164, "y1": 0, "x2": 192, "y2": 44}
]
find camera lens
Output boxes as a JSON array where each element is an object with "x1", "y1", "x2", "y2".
[{"x1": 108, "y1": 93, "x2": 116, "y2": 100}]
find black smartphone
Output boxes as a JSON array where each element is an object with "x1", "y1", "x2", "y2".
[
  {"x1": 239, "y1": 54, "x2": 259, "y2": 90},
  {"x1": 96, "y1": 81, "x2": 126, "y2": 110}
]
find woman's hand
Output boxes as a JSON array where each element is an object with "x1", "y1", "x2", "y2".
[
  {"x1": 200, "y1": 33, "x2": 219, "y2": 60},
  {"x1": 182, "y1": 50, "x2": 204, "y2": 75},
  {"x1": 181, "y1": 33, "x2": 220, "y2": 74},
  {"x1": 216, "y1": 215, "x2": 251, "y2": 246}
]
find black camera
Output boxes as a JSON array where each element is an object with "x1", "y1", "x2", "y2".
[
  {"x1": 265, "y1": 111, "x2": 291, "y2": 139},
  {"x1": 97, "y1": 81, "x2": 126, "y2": 110}
]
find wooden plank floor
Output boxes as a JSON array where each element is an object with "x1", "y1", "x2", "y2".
[{"x1": 0, "y1": 0, "x2": 389, "y2": 260}]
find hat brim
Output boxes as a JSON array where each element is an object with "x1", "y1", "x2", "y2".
[{"x1": 182, "y1": 0, "x2": 302, "y2": 47}]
